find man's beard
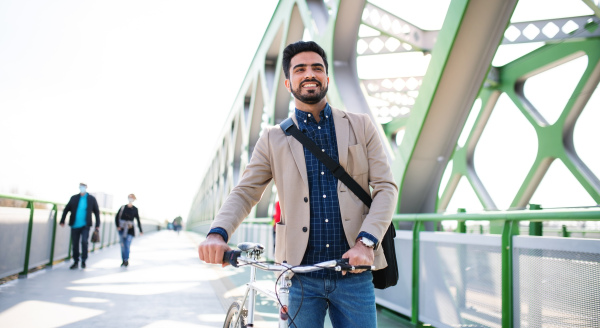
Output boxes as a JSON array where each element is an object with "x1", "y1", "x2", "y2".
[{"x1": 290, "y1": 79, "x2": 328, "y2": 105}]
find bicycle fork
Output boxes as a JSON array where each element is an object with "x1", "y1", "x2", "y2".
[
  {"x1": 234, "y1": 265, "x2": 292, "y2": 328},
  {"x1": 233, "y1": 264, "x2": 257, "y2": 327},
  {"x1": 277, "y1": 272, "x2": 290, "y2": 328}
]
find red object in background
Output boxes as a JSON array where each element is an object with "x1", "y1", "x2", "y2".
[{"x1": 273, "y1": 201, "x2": 281, "y2": 231}]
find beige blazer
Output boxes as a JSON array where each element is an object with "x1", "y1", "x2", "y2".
[{"x1": 211, "y1": 107, "x2": 398, "y2": 270}]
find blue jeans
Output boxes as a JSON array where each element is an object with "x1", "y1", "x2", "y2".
[
  {"x1": 70, "y1": 226, "x2": 90, "y2": 262},
  {"x1": 288, "y1": 272, "x2": 376, "y2": 328},
  {"x1": 119, "y1": 234, "x2": 133, "y2": 261}
]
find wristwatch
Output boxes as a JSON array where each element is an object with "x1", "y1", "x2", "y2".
[{"x1": 359, "y1": 237, "x2": 375, "y2": 248}]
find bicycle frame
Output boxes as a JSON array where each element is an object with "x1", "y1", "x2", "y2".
[
  {"x1": 228, "y1": 252, "x2": 295, "y2": 328},
  {"x1": 224, "y1": 243, "x2": 372, "y2": 328}
]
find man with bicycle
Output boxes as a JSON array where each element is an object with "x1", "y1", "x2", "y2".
[{"x1": 198, "y1": 41, "x2": 398, "y2": 327}]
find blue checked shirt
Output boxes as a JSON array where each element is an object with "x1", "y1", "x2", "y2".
[
  {"x1": 296, "y1": 104, "x2": 377, "y2": 278},
  {"x1": 296, "y1": 105, "x2": 347, "y2": 278},
  {"x1": 209, "y1": 104, "x2": 377, "y2": 278}
]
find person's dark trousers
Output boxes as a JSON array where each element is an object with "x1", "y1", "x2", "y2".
[{"x1": 70, "y1": 227, "x2": 90, "y2": 263}]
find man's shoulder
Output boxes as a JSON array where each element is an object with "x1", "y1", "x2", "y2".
[
  {"x1": 332, "y1": 107, "x2": 369, "y2": 120},
  {"x1": 263, "y1": 123, "x2": 287, "y2": 139},
  {"x1": 332, "y1": 107, "x2": 372, "y2": 132}
]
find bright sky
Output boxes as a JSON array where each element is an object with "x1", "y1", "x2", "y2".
[
  {"x1": 1, "y1": 0, "x2": 598, "y2": 223},
  {"x1": 0, "y1": 0, "x2": 278, "y2": 221}
]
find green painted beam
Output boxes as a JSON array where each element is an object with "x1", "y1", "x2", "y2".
[
  {"x1": 499, "y1": 39, "x2": 600, "y2": 208},
  {"x1": 392, "y1": 208, "x2": 600, "y2": 222},
  {"x1": 395, "y1": 0, "x2": 518, "y2": 214}
]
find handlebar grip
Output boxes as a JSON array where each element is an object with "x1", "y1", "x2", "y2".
[
  {"x1": 223, "y1": 250, "x2": 241, "y2": 267},
  {"x1": 337, "y1": 258, "x2": 374, "y2": 271}
]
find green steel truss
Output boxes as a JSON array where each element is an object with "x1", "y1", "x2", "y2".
[
  {"x1": 188, "y1": 0, "x2": 600, "y2": 223},
  {"x1": 187, "y1": 1, "x2": 600, "y2": 326},
  {"x1": 439, "y1": 38, "x2": 600, "y2": 214}
]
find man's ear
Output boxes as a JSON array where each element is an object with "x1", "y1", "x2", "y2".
[{"x1": 284, "y1": 79, "x2": 291, "y2": 92}]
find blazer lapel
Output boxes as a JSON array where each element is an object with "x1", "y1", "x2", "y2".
[
  {"x1": 287, "y1": 115, "x2": 309, "y2": 187},
  {"x1": 332, "y1": 107, "x2": 349, "y2": 169}
]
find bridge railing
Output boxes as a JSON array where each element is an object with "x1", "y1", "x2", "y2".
[
  {"x1": 390, "y1": 206, "x2": 600, "y2": 328},
  {"x1": 191, "y1": 207, "x2": 600, "y2": 327},
  {"x1": 0, "y1": 193, "x2": 163, "y2": 279}
]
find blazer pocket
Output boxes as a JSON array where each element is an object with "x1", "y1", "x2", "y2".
[
  {"x1": 275, "y1": 222, "x2": 286, "y2": 261},
  {"x1": 347, "y1": 144, "x2": 368, "y2": 176}
]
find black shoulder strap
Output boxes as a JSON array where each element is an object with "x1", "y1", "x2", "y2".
[{"x1": 280, "y1": 117, "x2": 372, "y2": 208}]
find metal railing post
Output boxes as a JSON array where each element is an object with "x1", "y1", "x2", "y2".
[
  {"x1": 411, "y1": 220, "x2": 423, "y2": 325},
  {"x1": 501, "y1": 220, "x2": 519, "y2": 328},
  {"x1": 561, "y1": 224, "x2": 570, "y2": 237},
  {"x1": 19, "y1": 201, "x2": 35, "y2": 278},
  {"x1": 456, "y1": 208, "x2": 467, "y2": 311},
  {"x1": 529, "y1": 204, "x2": 543, "y2": 236},
  {"x1": 456, "y1": 208, "x2": 467, "y2": 233},
  {"x1": 48, "y1": 204, "x2": 58, "y2": 267}
]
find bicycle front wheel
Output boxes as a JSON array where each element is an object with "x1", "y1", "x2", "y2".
[{"x1": 223, "y1": 300, "x2": 247, "y2": 328}]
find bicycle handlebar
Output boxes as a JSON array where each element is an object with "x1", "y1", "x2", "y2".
[
  {"x1": 223, "y1": 250, "x2": 242, "y2": 267},
  {"x1": 222, "y1": 250, "x2": 374, "y2": 272}
]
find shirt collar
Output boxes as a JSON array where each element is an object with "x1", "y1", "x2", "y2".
[{"x1": 295, "y1": 103, "x2": 332, "y2": 130}]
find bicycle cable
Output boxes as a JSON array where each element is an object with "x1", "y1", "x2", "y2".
[{"x1": 275, "y1": 265, "x2": 301, "y2": 328}]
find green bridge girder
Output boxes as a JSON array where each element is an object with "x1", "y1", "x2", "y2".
[
  {"x1": 186, "y1": 1, "x2": 600, "y2": 326},
  {"x1": 188, "y1": 0, "x2": 600, "y2": 224}
]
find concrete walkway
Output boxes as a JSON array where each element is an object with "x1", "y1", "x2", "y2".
[
  {"x1": 0, "y1": 230, "x2": 406, "y2": 328},
  {"x1": 0, "y1": 230, "x2": 226, "y2": 328}
]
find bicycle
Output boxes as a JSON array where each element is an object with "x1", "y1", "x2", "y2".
[{"x1": 221, "y1": 242, "x2": 374, "y2": 328}]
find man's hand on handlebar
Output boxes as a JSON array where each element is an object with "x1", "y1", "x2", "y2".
[
  {"x1": 198, "y1": 234, "x2": 231, "y2": 268},
  {"x1": 341, "y1": 240, "x2": 374, "y2": 275}
]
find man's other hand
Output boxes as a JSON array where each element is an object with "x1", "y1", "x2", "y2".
[
  {"x1": 198, "y1": 234, "x2": 231, "y2": 267},
  {"x1": 341, "y1": 241, "x2": 374, "y2": 275},
  {"x1": 59, "y1": 223, "x2": 65, "y2": 227}
]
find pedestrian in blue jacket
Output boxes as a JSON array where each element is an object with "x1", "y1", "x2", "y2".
[{"x1": 60, "y1": 183, "x2": 101, "y2": 269}]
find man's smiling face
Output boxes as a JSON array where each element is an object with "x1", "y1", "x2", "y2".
[{"x1": 285, "y1": 51, "x2": 329, "y2": 106}]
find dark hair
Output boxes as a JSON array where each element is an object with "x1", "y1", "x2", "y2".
[{"x1": 282, "y1": 41, "x2": 328, "y2": 79}]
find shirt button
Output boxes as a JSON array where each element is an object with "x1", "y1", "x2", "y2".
[
  {"x1": 304, "y1": 197, "x2": 308, "y2": 203},
  {"x1": 302, "y1": 227, "x2": 308, "y2": 232},
  {"x1": 321, "y1": 171, "x2": 324, "y2": 175},
  {"x1": 321, "y1": 149, "x2": 325, "y2": 152},
  {"x1": 308, "y1": 114, "x2": 311, "y2": 117},
  {"x1": 326, "y1": 116, "x2": 329, "y2": 118},
  {"x1": 323, "y1": 194, "x2": 326, "y2": 198},
  {"x1": 318, "y1": 126, "x2": 321, "y2": 129},
  {"x1": 304, "y1": 120, "x2": 307, "y2": 123},
  {"x1": 325, "y1": 219, "x2": 329, "y2": 223},
  {"x1": 326, "y1": 244, "x2": 330, "y2": 248}
]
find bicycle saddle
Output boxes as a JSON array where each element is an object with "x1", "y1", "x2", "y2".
[{"x1": 237, "y1": 242, "x2": 264, "y2": 252}]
